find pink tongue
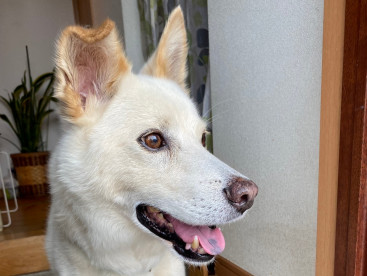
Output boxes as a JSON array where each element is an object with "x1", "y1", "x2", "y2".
[{"x1": 167, "y1": 216, "x2": 225, "y2": 255}]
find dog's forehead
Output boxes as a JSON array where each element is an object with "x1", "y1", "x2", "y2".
[{"x1": 112, "y1": 74, "x2": 206, "y2": 132}]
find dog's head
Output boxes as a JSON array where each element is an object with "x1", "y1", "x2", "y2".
[{"x1": 54, "y1": 7, "x2": 257, "y2": 265}]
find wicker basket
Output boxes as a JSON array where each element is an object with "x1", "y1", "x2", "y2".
[{"x1": 11, "y1": 152, "x2": 50, "y2": 197}]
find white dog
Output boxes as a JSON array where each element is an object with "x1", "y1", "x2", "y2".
[{"x1": 46, "y1": 6, "x2": 258, "y2": 276}]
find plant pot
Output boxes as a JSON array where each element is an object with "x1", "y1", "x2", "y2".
[{"x1": 10, "y1": 152, "x2": 50, "y2": 197}]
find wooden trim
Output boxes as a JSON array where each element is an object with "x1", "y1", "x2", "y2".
[
  {"x1": 334, "y1": 0, "x2": 367, "y2": 275},
  {"x1": 315, "y1": 0, "x2": 346, "y2": 275},
  {"x1": 187, "y1": 256, "x2": 252, "y2": 276},
  {"x1": 0, "y1": 235, "x2": 49, "y2": 275},
  {"x1": 187, "y1": 265, "x2": 208, "y2": 276},
  {"x1": 72, "y1": 0, "x2": 93, "y2": 26},
  {"x1": 214, "y1": 256, "x2": 252, "y2": 276}
]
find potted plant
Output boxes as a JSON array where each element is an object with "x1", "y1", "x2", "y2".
[{"x1": 0, "y1": 46, "x2": 56, "y2": 197}]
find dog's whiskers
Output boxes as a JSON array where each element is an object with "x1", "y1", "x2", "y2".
[
  {"x1": 202, "y1": 98, "x2": 233, "y2": 118},
  {"x1": 204, "y1": 110, "x2": 230, "y2": 125}
]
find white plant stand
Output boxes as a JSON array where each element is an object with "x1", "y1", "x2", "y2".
[{"x1": 0, "y1": 151, "x2": 18, "y2": 230}]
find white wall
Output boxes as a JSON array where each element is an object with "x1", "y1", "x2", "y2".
[
  {"x1": 208, "y1": 1, "x2": 324, "y2": 275},
  {"x1": 0, "y1": 0, "x2": 75, "y2": 153}
]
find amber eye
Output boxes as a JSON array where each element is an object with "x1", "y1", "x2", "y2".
[
  {"x1": 142, "y1": 132, "x2": 166, "y2": 150},
  {"x1": 201, "y1": 132, "x2": 206, "y2": 147}
]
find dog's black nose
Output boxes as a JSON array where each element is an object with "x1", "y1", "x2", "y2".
[{"x1": 223, "y1": 177, "x2": 258, "y2": 213}]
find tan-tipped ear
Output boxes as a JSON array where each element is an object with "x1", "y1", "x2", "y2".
[
  {"x1": 55, "y1": 19, "x2": 131, "y2": 123},
  {"x1": 140, "y1": 6, "x2": 188, "y2": 91}
]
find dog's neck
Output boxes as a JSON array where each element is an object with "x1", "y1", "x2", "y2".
[{"x1": 50, "y1": 188, "x2": 169, "y2": 275}]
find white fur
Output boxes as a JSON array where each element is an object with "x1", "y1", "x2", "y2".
[
  {"x1": 46, "y1": 74, "x2": 252, "y2": 275},
  {"x1": 46, "y1": 8, "x2": 254, "y2": 275}
]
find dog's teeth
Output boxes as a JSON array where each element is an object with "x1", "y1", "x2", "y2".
[
  {"x1": 185, "y1": 243, "x2": 191, "y2": 250},
  {"x1": 147, "y1": 206, "x2": 160, "y2": 213},
  {"x1": 156, "y1": 213, "x2": 164, "y2": 220},
  {"x1": 198, "y1": 248, "x2": 206, "y2": 254},
  {"x1": 192, "y1": 235, "x2": 199, "y2": 250},
  {"x1": 167, "y1": 223, "x2": 174, "y2": 232}
]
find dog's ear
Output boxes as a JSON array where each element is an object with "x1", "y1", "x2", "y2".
[
  {"x1": 140, "y1": 6, "x2": 188, "y2": 92},
  {"x1": 55, "y1": 19, "x2": 131, "y2": 123}
]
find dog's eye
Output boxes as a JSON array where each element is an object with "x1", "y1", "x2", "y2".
[
  {"x1": 201, "y1": 132, "x2": 206, "y2": 147},
  {"x1": 142, "y1": 133, "x2": 166, "y2": 150}
]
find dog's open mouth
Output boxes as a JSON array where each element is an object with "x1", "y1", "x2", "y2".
[{"x1": 136, "y1": 204, "x2": 225, "y2": 263}]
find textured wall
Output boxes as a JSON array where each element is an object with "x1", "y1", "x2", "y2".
[{"x1": 208, "y1": 1, "x2": 324, "y2": 275}]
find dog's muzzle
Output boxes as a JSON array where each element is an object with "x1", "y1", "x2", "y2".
[{"x1": 223, "y1": 177, "x2": 258, "y2": 213}]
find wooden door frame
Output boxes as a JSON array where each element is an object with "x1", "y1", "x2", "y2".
[
  {"x1": 317, "y1": 0, "x2": 367, "y2": 275},
  {"x1": 72, "y1": 0, "x2": 93, "y2": 26},
  {"x1": 333, "y1": 0, "x2": 367, "y2": 275},
  {"x1": 316, "y1": 0, "x2": 346, "y2": 274}
]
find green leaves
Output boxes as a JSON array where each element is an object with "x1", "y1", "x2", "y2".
[{"x1": 0, "y1": 47, "x2": 55, "y2": 153}]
